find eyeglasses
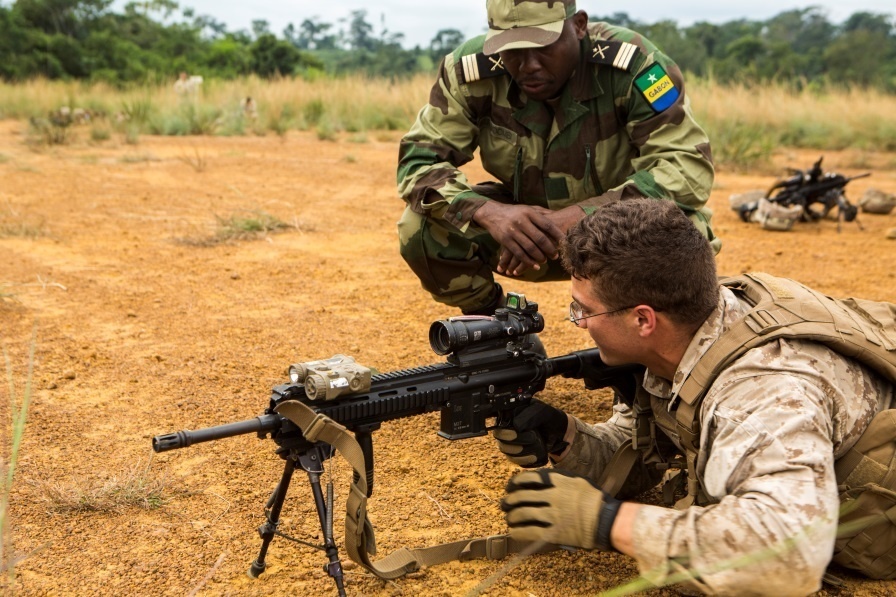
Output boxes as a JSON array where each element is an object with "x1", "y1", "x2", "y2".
[{"x1": 568, "y1": 300, "x2": 635, "y2": 325}]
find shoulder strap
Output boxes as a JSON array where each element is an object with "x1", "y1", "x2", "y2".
[
  {"x1": 459, "y1": 39, "x2": 639, "y2": 85},
  {"x1": 677, "y1": 272, "x2": 896, "y2": 446},
  {"x1": 835, "y1": 409, "x2": 896, "y2": 489},
  {"x1": 274, "y1": 400, "x2": 558, "y2": 580},
  {"x1": 672, "y1": 273, "x2": 896, "y2": 504},
  {"x1": 587, "y1": 39, "x2": 639, "y2": 72},
  {"x1": 459, "y1": 52, "x2": 509, "y2": 84}
]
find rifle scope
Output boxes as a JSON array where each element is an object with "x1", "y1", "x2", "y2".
[{"x1": 428, "y1": 293, "x2": 544, "y2": 355}]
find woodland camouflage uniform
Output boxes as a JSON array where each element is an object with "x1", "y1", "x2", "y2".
[{"x1": 397, "y1": 18, "x2": 718, "y2": 312}]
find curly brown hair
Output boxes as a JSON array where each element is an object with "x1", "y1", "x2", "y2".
[{"x1": 561, "y1": 199, "x2": 718, "y2": 328}]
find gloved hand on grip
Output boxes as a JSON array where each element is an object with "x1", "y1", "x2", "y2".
[
  {"x1": 501, "y1": 469, "x2": 621, "y2": 550},
  {"x1": 492, "y1": 399, "x2": 570, "y2": 467}
]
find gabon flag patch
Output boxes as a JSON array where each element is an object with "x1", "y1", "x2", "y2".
[{"x1": 634, "y1": 63, "x2": 679, "y2": 113}]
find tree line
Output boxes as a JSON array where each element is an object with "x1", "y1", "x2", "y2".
[{"x1": 1, "y1": 1, "x2": 894, "y2": 89}]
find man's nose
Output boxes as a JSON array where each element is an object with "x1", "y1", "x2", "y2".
[{"x1": 515, "y1": 49, "x2": 540, "y2": 73}]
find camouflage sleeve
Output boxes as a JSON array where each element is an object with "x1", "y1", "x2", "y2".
[
  {"x1": 628, "y1": 339, "x2": 889, "y2": 594},
  {"x1": 396, "y1": 52, "x2": 491, "y2": 233},
  {"x1": 620, "y1": 53, "x2": 713, "y2": 212},
  {"x1": 551, "y1": 404, "x2": 632, "y2": 480},
  {"x1": 583, "y1": 28, "x2": 717, "y2": 248}
]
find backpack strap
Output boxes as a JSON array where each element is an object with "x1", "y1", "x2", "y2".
[
  {"x1": 677, "y1": 272, "x2": 896, "y2": 428},
  {"x1": 596, "y1": 386, "x2": 657, "y2": 498},
  {"x1": 674, "y1": 272, "x2": 896, "y2": 506},
  {"x1": 835, "y1": 409, "x2": 896, "y2": 489}
]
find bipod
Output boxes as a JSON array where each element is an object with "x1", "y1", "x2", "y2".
[{"x1": 248, "y1": 442, "x2": 346, "y2": 596}]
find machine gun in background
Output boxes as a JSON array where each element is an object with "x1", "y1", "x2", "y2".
[
  {"x1": 152, "y1": 292, "x2": 639, "y2": 595},
  {"x1": 739, "y1": 156, "x2": 870, "y2": 231}
]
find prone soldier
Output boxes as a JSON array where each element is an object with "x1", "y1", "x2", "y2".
[{"x1": 495, "y1": 197, "x2": 896, "y2": 593}]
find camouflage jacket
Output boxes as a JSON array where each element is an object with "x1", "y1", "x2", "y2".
[
  {"x1": 557, "y1": 287, "x2": 895, "y2": 594},
  {"x1": 397, "y1": 22, "x2": 717, "y2": 246}
]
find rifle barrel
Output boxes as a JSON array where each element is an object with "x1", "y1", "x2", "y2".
[{"x1": 152, "y1": 413, "x2": 282, "y2": 453}]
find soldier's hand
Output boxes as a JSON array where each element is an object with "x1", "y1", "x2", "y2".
[
  {"x1": 501, "y1": 469, "x2": 620, "y2": 550},
  {"x1": 492, "y1": 399, "x2": 570, "y2": 467},
  {"x1": 473, "y1": 202, "x2": 564, "y2": 276}
]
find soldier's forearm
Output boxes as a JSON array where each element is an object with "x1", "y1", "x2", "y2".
[{"x1": 610, "y1": 501, "x2": 640, "y2": 555}]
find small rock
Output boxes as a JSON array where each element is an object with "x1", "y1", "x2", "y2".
[{"x1": 859, "y1": 188, "x2": 896, "y2": 215}]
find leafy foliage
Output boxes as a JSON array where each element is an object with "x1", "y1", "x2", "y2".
[{"x1": 0, "y1": 3, "x2": 893, "y2": 88}]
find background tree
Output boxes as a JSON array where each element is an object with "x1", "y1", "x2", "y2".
[
  {"x1": 0, "y1": 4, "x2": 893, "y2": 87},
  {"x1": 250, "y1": 33, "x2": 301, "y2": 77},
  {"x1": 429, "y1": 28, "x2": 464, "y2": 62},
  {"x1": 825, "y1": 13, "x2": 896, "y2": 87},
  {"x1": 344, "y1": 10, "x2": 375, "y2": 51}
]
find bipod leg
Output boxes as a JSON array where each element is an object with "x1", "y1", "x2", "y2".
[
  {"x1": 300, "y1": 444, "x2": 346, "y2": 596},
  {"x1": 249, "y1": 456, "x2": 296, "y2": 579}
]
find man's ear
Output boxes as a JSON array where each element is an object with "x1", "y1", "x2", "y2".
[
  {"x1": 572, "y1": 11, "x2": 589, "y2": 39},
  {"x1": 632, "y1": 305, "x2": 658, "y2": 337}
]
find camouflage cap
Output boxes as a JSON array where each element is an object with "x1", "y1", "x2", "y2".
[{"x1": 483, "y1": 0, "x2": 577, "y2": 55}]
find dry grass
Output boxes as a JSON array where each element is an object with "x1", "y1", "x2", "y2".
[
  {"x1": 3, "y1": 76, "x2": 896, "y2": 170},
  {"x1": 0, "y1": 287, "x2": 16, "y2": 305},
  {"x1": 174, "y1": 209, "x2": 301, "y2": 246},
  {"x1": 33, "y1": 457, "x2": 184, "y2": 513},
  {"x1": 0, "y1": 75, "x2": 429, "y2": 137},
  {"x1": 689, "y1": 79, "x2": 896, "y2": 153},
  {"x1": 177, "y1": 146, "x2": 208, "y2": 172},
  {"x1": 0, "y1": 202, "x2": 48, "y2": 239}
]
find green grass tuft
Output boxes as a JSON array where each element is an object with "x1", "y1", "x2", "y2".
[{"x1": 1, "y1": 326, "x2": 36, "y2": 588}]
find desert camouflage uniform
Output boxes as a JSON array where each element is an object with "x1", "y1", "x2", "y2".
[
  {"x1": 556, "y1": 286, "x2": 895, "y2": 595},
  {"x1": 397, "y1": 22, "x2": 717, "y2": 311}
]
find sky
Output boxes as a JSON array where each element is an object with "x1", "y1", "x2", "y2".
[{"x1": 166, "y1": 1, "x2": 896, "y2": 48}]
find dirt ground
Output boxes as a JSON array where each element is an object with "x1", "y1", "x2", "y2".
[{"x1": 2, "y1": 118, "x2": 896, "y2": 597}]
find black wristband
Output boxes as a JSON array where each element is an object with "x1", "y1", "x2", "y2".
[{"x1": 595, "y1": 493, "x2": 622, "y2": 551}]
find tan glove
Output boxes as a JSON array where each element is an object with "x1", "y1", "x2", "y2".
[{"x1": 501, "y1": 469, "x2": 620, "y2": 550}]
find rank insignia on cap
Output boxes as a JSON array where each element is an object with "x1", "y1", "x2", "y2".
[
  {"x1": 460, "y1": 53, "x2": 508, "y2": 83},
  {"x1": 634, "y1": 63, "x2": 680, "y2": 113},
  {"x1": 588, "y1": 40, "x2": 638, "y2": 71}
]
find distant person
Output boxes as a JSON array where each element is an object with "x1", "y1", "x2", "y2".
[
  {"x1": 241, "y1": 96, "x2": 258, "y2": 121},
  {"x1": 174, "y1": 72, "x2": 203, "y2": 97},
  {"x1": 397, "y1": 0, "x2": 717, "y2": 315}
]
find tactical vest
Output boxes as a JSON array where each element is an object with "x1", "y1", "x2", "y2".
[{"x1": 629, "y1": 272, "x2": 896, "y2": 579}]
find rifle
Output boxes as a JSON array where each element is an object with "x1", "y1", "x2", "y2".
[
  {"x1": 152, "y1": 293, "x2": 638, "y2": 595},
  {"x1": 739, "y1": 156, "x2": 870, "y2": 231}
]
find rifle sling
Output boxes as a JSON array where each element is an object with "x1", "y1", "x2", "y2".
[
  {"x1": 595, "y1": 439, "x2": 638, "y2": 498},
  {"x1": 275, "y1": 400, "x2": 559, "y2": 580}
]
